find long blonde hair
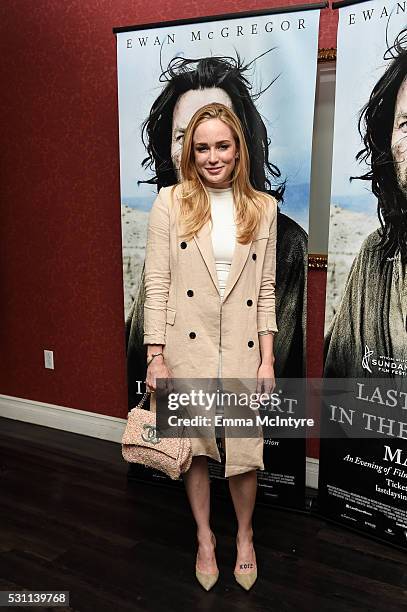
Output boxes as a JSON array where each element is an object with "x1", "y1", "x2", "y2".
[{"x1": 178, "y1": 102, "x2": 271, "y2": 244}]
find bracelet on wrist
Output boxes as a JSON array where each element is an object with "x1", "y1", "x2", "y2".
[{"x1": 147, "y1": 352, "x2": 164, "y2": 366}]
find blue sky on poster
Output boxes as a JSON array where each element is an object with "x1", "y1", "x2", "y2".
[
  {"x1": 116, "y1": 10, "x2": 320, "y2": 231},
  {"x1": 331, "y1": 0, "x2": 407, "y2": 213}
]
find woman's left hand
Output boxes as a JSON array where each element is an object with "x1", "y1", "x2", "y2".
[{"x1": 256, "y1": 363, "x2": 276, "y2": 395}]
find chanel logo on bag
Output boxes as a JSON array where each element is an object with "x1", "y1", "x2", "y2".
[{"x1": 141, "y1": 424, "x2": 161, "y2": 445}]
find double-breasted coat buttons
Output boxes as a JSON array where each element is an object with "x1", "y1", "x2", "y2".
[
  {"x1": 187, "y1": 290, "x2": 194, "y2": 297},
  {"x1": 180, "y1": 241, "x2": 187, "y2": 249},
  {"x1": 247, "y1": 299, "x2": 253, "y2": 306},
  {"x1": 189, "y1": 332, "x2": 196, "y2": 339},
  {"x1": 252, "y1": 253, "x2": 257, "y2": 260},
  {"x1": 248, "y1": 340, "x2": 254, "y2": 348}
]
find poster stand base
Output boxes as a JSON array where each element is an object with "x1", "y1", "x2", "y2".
[
  {"x1": 126, "y1": 464, "x2": 311, "y2": 513},
  {"x1": 310, "y1": 498, "x2": 407, "y2": 554}
]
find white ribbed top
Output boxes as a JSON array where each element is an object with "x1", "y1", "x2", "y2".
[{"x1": 207, "y1": 186, "x2": 236, "y2": 299}]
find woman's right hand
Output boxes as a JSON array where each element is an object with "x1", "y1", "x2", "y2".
[{"x1": 145, "y1": 355, "x2": 171, "y2": 392}]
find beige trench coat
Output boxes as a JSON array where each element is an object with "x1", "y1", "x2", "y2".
[{"x1": 144, "y1": 185, "x2": 278, "y2": 477}]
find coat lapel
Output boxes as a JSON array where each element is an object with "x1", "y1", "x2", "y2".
[
  {"x1": 222, "y1": 210, "x2": 269, "y2": 302},
  {"x1": 194, "y1": 222, "x2": 253, "y2": 301},
  {"x1": 193, "y1": 221, "x2": 220, "y2": 294},
  {"x1": 222, "y1": 240, "x2": 252, "y2": 302}
]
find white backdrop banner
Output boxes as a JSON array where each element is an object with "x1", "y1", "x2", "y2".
[
  {"x1": 321, "y1": 0, "x2": 407, "y2": 550},
  {"x1": 115, "y1": 6, "x2": 321, "y2": 507}
]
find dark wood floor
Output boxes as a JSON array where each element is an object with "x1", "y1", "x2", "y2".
[{"x1": 0, "y1": 417, "x2": 406, "y2": 612}]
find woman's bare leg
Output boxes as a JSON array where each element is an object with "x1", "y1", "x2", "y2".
[
  {"x1": 183, "y1": 455, "x2": 217, "y2": 573},
  {"x1": 228, "y1": 470, "x2": 257, "y2": 573}
]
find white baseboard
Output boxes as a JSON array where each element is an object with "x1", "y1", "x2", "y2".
[
  {"x1": 0, "y1": 394, "x2": 126, "y2": 443},
  {"x1": 0, "y1": 394, "x2": 319, "y2": 489}
]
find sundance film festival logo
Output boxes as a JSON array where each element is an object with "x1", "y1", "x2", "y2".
[
  {"x1": 362, "y1": 345, "x2": 407, "y2": 376},
  {"x1": 362, "y1": 345, "x2": 374, "y2": 373}
]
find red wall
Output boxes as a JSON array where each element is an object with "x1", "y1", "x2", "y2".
[{"x1": 0, "y1": 1, "x2": 335, "y2": 439}]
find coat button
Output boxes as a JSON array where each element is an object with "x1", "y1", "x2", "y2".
[
  {"x1": 247, "y1": 299, "x2": 253, "y2": 306},
  {"x1": 248, "y1": 340, "x2": 254, "y2": 348},
  {"x1": 180, "y1": 241, "x2": 187, "y2": 249},
  {"x1": 189, "y1": 332, "x2": 196, "y2": 339},
  {"x1": 252, "y1": 253, "x2": 257, "y2": 260},
  {"x1": 187, "y1": 290, "x2": 194, "y2": 297}
]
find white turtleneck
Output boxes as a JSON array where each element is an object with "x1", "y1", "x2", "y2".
[{"x1": 207, "y1": 186, "x2": 236, "y2": 299}]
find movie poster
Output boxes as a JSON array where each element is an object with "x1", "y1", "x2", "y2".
[
  {"x1": 115, "y1": 6, "x2": 320, "y2": 506},
  {"x1": 319, "y1": 0, "x2": 407, "y2": 548}
]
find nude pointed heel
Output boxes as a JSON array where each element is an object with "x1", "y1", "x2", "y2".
[
  {"x1": 195, "y1": 533, "x2": 219, "y2": 591},
  {"x1": 195, "y1": 567, "x2": 219, "y2": 591},
  {"x1": 234, "y1": 535, "x2": 257, "y2": 591},
  {"x1": 234, "y1": 567, "x2": 257, "y2": 591}
]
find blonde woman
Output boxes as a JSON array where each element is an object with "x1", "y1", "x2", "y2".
[{"x1": 144, "y1": 103, "x2": 277, "y2": 591}]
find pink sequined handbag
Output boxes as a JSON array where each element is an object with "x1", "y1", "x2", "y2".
[{"x1": 122, "y1": 392, "x2": 192, "y2": 480}]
